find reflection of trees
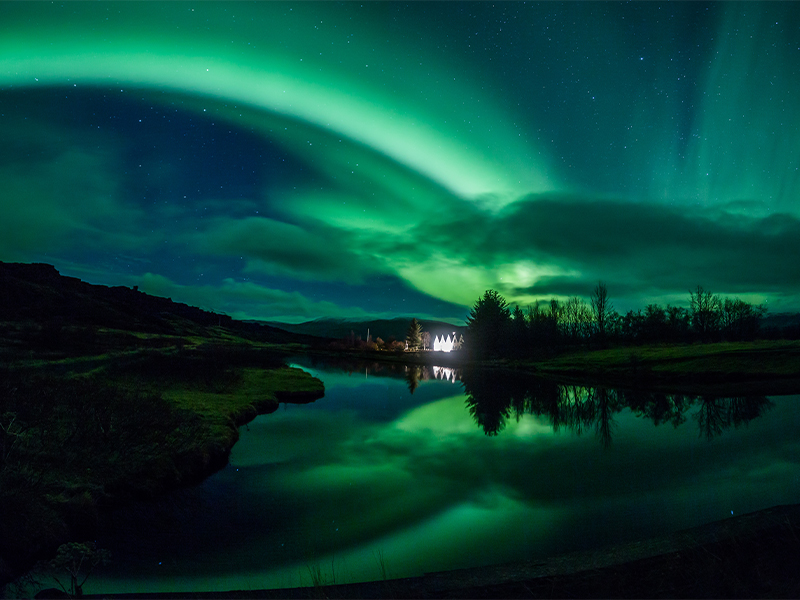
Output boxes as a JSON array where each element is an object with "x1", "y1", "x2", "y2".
[
  {"x1": 693, "y1": 396, "x2": 774, "y2": 441},
  {"x1": 404, "y1": 365, "x2": 422, "y2": 394},
  {"x1": 593, "y1": 387, "x2": 617, "y2": 449},
  {"x1": 462, "y1": 369, "x2": 515, "y2": 436},
  {"x1": 624, "y1": 391, "x2": 690, "y2": 429},
  {"x1": 459, "y1": 369, "x2": 774, "y2": 445},
  {"x1": 527, "y1": 384, "x2": 621, "y2": 448}
]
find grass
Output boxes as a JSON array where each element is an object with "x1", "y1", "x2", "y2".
[
  {"x1": 373, "y1": 550, "x2": 389, "y2": 581},
  {"x1": 303, "y1": 554, "x2": 341, "y2": 599},
  {"x1": 0, "y1": 342, "x2": 325, "y2": 589},
  {"x1": 524, "y1": 340, "x2": 800, "y2": 393}
]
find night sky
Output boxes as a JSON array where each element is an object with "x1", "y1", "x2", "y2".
[{"x1": 1, "y1": 2, "x2": 799, "y2": 323}]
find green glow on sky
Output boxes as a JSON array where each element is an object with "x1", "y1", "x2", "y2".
[
  {"x1": 1, "y1": 2, "x2": 799, "y2": 319},
  {"x1": 0, "y1": 3, "x2": 551, "y2": 200}
]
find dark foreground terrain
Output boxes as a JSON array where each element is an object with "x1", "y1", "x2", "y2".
[{"x1": 0, "y1": 263, "x2": 326, "y2": 587}]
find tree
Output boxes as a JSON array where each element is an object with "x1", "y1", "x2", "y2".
[
  {"x1": 406, "y1": 318, "x2": 422, "y2": 351},
  {"x1": 404, "y1": 365, "x2": 422, "y2": 394},
  {"x1": 526, "y1": 299, "x2": 561, "y2": 349},
  {"x1": 720, "y1": 297, "x2": 766, "y2": 341},
  {"x1": 590, "y1": 282, "x2": 613, "y2": 342},
  {"x1": 510, "y1": 304, "x2": 528, "y2": 350},
  {"x1": 49, "y1": 541, "x2": 110, "y2": 598},
  {"x1": 421, "y1": 330, "x2": 431, "y2": 351},
  {"x1": 466, "y1": 290, "x2": 512, "y2": 358},
  {"x1": 620, "y1": 309, "x2": 645, "y2": 342},
  {"x1": 562, "y1": 296, "x2": 592, "y2": 341},
  {"x1": 689, "y1": 286, "x2": 721, "y2": 341},
  {"x1": 665, "y1": 305, "x2": 691, "y2": 341}
]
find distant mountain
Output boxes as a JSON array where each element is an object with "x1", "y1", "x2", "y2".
[
  {"x1": 0, "y1": 261, "x2": 322, "y2": 346},
  {"x1": 265, "y1": 317, "x2": 466, "y2": 342}
]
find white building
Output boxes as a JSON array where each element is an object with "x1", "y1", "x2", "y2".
[{"x1": 433, "y1": 332, "x2": 464, "y2": 352}]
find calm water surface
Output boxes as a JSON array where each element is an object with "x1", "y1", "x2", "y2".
[{"x1": 86, "y1": 359, "x2": 800, "y2": 594}]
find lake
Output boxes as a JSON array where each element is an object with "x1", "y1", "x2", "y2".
[{"x1": 85, "y1": 358, "x2": 800, "y2": 594}]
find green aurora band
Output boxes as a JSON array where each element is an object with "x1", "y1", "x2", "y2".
[{"x1": 1, "y1": 2, "x2": 799, "y2": 319}]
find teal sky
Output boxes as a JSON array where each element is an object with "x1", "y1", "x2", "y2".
[{"x1": 1, "y1": 2, "x2": 799, "y2": 322}]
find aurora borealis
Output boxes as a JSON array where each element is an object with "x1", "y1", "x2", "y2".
[{"x1": 1, "y1": 2, "x2": 799, "y2": 323}]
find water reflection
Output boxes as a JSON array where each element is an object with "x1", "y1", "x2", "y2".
[
  {"x1": 83, "y1": 358, "x2": 799, "y2": 596},
  {"x1": 460, "y1": 369, "x2": 773, "y2": 444},
  {"x1": 291, "y1": 356, "x2": 775, "y2": 444},
  {"x1": 403, "y1": 364, "x2": 462, "y2": 393}
]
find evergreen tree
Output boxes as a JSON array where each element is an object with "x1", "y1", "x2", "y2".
[
  {"x1": 406, "y1": 318, "x2": 422, "y2": 350},
  {"x1": 466, "y1": 289, "x2": 512, "y2": 358}
]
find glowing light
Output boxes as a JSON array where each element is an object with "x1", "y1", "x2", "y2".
[
  {"x1": 433, "y1": 333, "x2": 462, "y2": 353},
  {"x1": 432, "y1": 365, "x2": 459, "y2": 382}
]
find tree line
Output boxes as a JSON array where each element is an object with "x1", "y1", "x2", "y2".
[
  {"x1": 466, "y1": 284, "x2": 770, "y2": 359},
  {"x1": 460, "y1": 367, "x2": 773, "y2": 441}
]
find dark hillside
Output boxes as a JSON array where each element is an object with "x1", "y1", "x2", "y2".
[
  {"x1": 0, "y1": 262, "x2": 324, "y2": 346},
  {"x1": 264, "y1": 317, "x2": 466, "y2": 343}
]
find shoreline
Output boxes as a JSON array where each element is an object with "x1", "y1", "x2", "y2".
[
  {"x1": 0, "y1": 361, "x2": 325, "y2": 590},
  {"x1": 293, "y1": 339, "x2": 800, "y2": 396},
  {"x1": 83, "y1": 503, "x2": 800, "y2": 599}
]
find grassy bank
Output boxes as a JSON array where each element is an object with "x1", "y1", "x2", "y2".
[
  {"x1": 523, "y1": 339, "x2": 800, "y2": 394},
  {"x1": 0, "y1": 343, "x2": 324, "y2": 587},
  {"x1": 301, "y1": 339, "x2": 800, "y2": 395}
]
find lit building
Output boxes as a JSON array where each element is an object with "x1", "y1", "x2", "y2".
[{"x1": 433, "y1": 332, "x2": 464, "y2": 352}]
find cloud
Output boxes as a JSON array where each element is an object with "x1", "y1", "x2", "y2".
[
  {"x1": 137, "y1": 272, "x2": 388, "y2": 323},
  {"x1": 0, "y1": 117, "x2": 151, "y2": 261},
  {"x1": 0, "y1": 150, "x2": 143, "y2": 259},
  {"x1": 187, "y1": 216, "x2": 388, "y2": 284},
  {"x1": 402, "y1": 194, "x2": 800, "y2": 307},
  {"x1": 2, "y1": 2, "x2": 799, "y2": 321}
]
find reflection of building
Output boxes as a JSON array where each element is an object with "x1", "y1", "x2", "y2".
[
  {"x1": 432, "y1": 365, "x2": 459, "y2": 383},
  {"x1": 433, "y1": 333, "x2": 464, "y2": 352},
  {"x1": 404, "y1": 364, "x2": 461, "y2": 386}
]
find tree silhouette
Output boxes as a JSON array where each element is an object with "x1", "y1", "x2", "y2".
[
  {"x1": 405, "y1": 318, "x2": 422, "y2": 351},
  {"x1": 462, "y1": 368, "x2": 515, "y2": 435},
  {"x1": 510, "y1": 304, "x2": 528, "y2": 351},
  {"x1": 404, "y1": 365, "x2": 421, "y2": 394},
  {"x1": 592, "y1": 387, "x2": 618, "y2": 449},
  {"x1": 563, "y1": 296, "x2": 592, "y2": 341},
  {"x1": 590, "y1": 282, "x2": 613, "y2": 343},
  {"x1": 665, "y1": 305, "x2": 691, "y2": 342},
  {"x1": 466, "y1": 290, "x2": 511, "y2": 358},
  {"x1": 719, "y1": 298, "x2": 766, "y2": 341},
  {"x1": 459, "y1": 368, "x2": 773, "y2": 445},
  {"x1": 48, "y1": 541, "x2": 110, "y2": 598},
  {"x1": 689, "y1": 286, "x2": 721, "y2": 341}
]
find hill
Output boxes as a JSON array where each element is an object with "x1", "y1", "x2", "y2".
[
  {"x1": 0, "y1": 262, "x2": 329, "y2": 587},
  {"x1": 0, "y1": 261, "x2": 325, "y2": 356},
  {"x1": 264, "y1": 317, "x2": 466, "y2": 343}
]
